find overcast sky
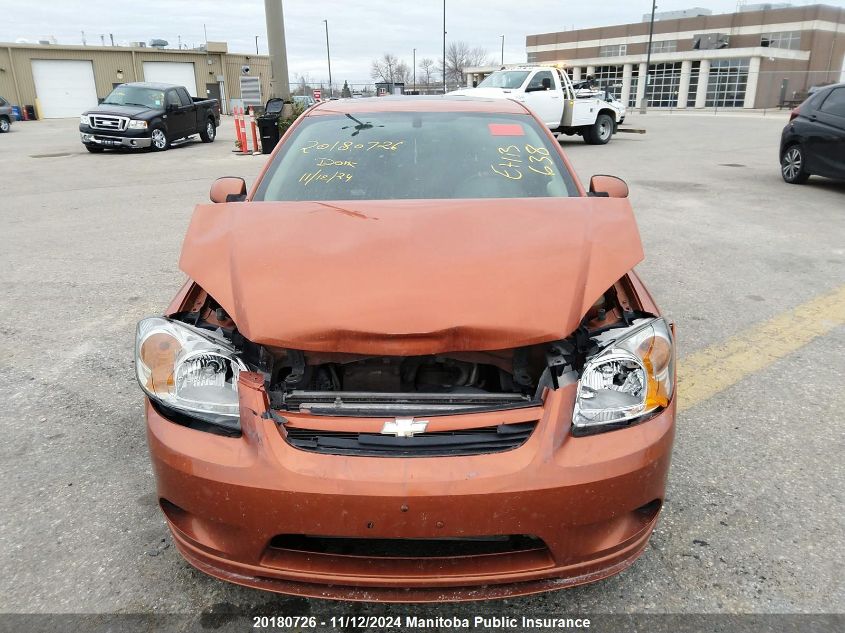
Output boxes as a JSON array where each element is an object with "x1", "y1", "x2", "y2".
[{"x1": 2, "y1": 0, "x2": 841, "y2": 84}]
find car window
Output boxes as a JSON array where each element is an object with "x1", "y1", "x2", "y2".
[
  {"x1": 102, "y1": 86, "x2": 165, "y2": 108},
  {"x1": 477, "y1": 71, "x2": 530, "y2": 90},
  {"x1": 527, "y1": 71, "x2": 554, "y2": 91},
  {"x1": 177, "y1": 88, "x2": 192, "y2": 106},
  {"x1": 254, "y1": 111, "x2": 578, "y2": 201},
  {"x1": 819, "y1": 88, "x2": 845, "y2": 117},
  {"x1": 166, "y1": 90, "x2": 182, "y2": 108}
]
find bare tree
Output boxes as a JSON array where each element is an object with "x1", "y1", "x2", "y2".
[
  {"x1": 395, "y1": 61, "x2": 412, "y2": 85},
  {"x1": 370, "y1": 53, "x2": 401, "y2": 83},
  {"x1": 292, "y1": 72, "x2": 313, "y2": 96},
  {"x1": 440, "y1": 41, "x2": 494, "y2": 89},
  {"x1": 418, "y1": 57, "x2": 436, "y2": 86}
]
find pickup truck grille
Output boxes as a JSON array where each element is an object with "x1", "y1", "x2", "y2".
[{"x1": 90, "y1": 115, "x2": 128, "y2": 131}]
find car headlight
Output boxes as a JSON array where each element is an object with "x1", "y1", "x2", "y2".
[
  {"x1": 80, "y1": 115, "x2": 90, "y2": 125},
  {"x1": 135, "y1": 317, "x2": 246, "y2": 429},
  {"x1": 128, "y1": 120, "x2": 148, "y2": 129},
  {"x1": 573, "y1": 317, "x2": 674, "y2": 434}
]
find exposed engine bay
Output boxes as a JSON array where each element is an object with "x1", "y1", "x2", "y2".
[{"x1": 171, "y1": 276, "x2": 652, "y2": 416}]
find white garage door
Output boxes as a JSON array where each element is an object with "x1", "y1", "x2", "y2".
[
  {"x1": 31, "y1": 59, "x2": 98, "y2": 118},
  {"x1": 142, "y1": 62, "x2": 197, "y2": 97}
]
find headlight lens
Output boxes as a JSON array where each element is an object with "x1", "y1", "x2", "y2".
[
  {"x1": 80, "y1": 115, "x2": 89, "y2": 125},
  {"x1": 573, "y1": 317, "x2": 674, "y2": 433},
  {"x1": 128, "y1": 119, "x2": 148, "y2": 129},
  {"x1": 135, "y1": 317, "x2": 246, "y2": 428}
]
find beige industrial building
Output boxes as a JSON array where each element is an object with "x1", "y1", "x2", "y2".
[
  {"x1": 467, "y1": 3, "x2": 845, "y2": 109},
  {"x1": 0, "y1": 41, "x2": 273, "y2": 118}
]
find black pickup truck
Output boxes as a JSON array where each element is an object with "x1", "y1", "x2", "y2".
[{"x1": 79, "y1": 82, "x2": 220, "y2": 152}]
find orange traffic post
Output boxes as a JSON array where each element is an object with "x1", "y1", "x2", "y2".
[{"x1": 249, "y1": 107, "x2": 260, "y2": 155}]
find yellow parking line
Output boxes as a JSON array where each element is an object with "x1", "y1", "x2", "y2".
[{"x1": 678, "y1": 284, "x2": 845, "y2": 412}]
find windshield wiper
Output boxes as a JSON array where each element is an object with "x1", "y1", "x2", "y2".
[{"x1": 341, "y1": 113, "x2": 384, "y2": 136}]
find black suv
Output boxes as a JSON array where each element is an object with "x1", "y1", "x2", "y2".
[{"x1": 780, "y1": 82, "x2": 845, "y2": 184}]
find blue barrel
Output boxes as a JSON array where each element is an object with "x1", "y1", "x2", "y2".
[{"x1": 11, "y1": 106, "x2": 21, "y2": 121}]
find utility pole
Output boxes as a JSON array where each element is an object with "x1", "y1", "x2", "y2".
[
  {"x1": 640, "y1": 0, "x2": 657, "y2": 114},
  {"x1": 501, "y1": 35, "x2": 505, "y2": 66},
  {"x1": 255, "y1": 35, "x2": 259, "y2": 55},
  {"x1": 413, "y1": 48, "x2": 416, "y2": 94},
  {"x1": 324, "y1": 20, "x2": 333, "y2": 98},
  {"x1": 264, "y1": 0, "x2": 291, "y2": 100},
  {"x1": 81, "y1": 30, "x2": 86, "y2": 46},
  {"x1": 442, "y1": 0, "x2": 446, "y2": 93},
  {"x1": 109, "y1": 33, "x2": 115, "y2": 47}
]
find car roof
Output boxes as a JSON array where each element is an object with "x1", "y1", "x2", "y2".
[
  {"x1": 306, "y1": 95, "x2": 530, "y2": 116},
  {"x1": 119, "y1": 82, "x2": 180, "y2": 90}
]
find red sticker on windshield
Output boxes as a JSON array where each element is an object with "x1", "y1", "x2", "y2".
[{"x1": 488, "y1": 123, "x2": 525, "y2": 136}]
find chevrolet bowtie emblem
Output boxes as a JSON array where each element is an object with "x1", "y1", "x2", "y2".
[{"x1": 381, "y1": 417, "x2": 429, "y2": 437}]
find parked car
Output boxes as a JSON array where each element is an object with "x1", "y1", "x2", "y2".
[
  {"x1": 780, "y1": 82, "x2": 845, "y2": 184},
  {"x1": 0, "y1": 96, "x2": 13, "y2": 133},
  {"x1": 79, "y1": 82, "x2": 220, "y2": 152},
  {"x1": 135, "y1": 96, "x2": 676, "y2": 601},
  {"x1": 451, "y1": 66, "x2": 622, "y2": 144},
  {"x1": 292, "y1": 94, "x2": 316, "y2": 108}
]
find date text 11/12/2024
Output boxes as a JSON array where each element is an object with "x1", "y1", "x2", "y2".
[{"x1": 251, "y1": 615, "x2": 592, "y2": 629}]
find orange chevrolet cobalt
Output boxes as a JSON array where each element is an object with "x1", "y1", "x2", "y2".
[{"x1": 135, "y1": 96, "x2": 676, "y2": 601}]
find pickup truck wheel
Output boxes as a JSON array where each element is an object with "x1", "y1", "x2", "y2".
[
  {"x1": 585, "y1": 114, "x2": 613, "y2": 145},
  {"x1": 85, "y1": 145, "x2": 104, "y2": 153},
  {"x1": 200, "y1": 119, "x2": 216, "y2": 143},
  {"x1": 150, "y1": 128, "x2": 169, "y2": 151},
  {"x1": 0, "y1": 117, "x2": 10, "y2": 133}
]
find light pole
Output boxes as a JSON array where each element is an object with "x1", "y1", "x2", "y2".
[
  {"x1": 323, "y1": 19, "x2": 333, "y2": 98},
  {"x1": 640, "y1": 0, "x2": 657, "y2": 113},
  {"x1": 501, "y1": 35, "x2": 505, "y2": 66},
  {"x1": 264, "y1": 0, "x2": 291, "y2": 100},
  {"x1": 442, "y1": 0, "x2": 446, "y2": 93},
  {"x1": 413, "y1": 48, "x2": 416, "y2": 94},
  {"x1": 255, "y1": 35, "x2": 259, "y2": 55}
]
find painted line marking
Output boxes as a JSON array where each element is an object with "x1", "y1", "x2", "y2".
[{"x1": 678, "y1": 284, "x2": 845, "y2": 412}]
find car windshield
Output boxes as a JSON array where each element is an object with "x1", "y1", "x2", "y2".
[
  {"x1": 253, "y1": 110, "x2": 578, "y2": 201},
  {"x1": 102, "y1": 86, "x2": 165, "y2": 108},
  {"x1": 477, "y1": 71, "x2": 530, "y2": 89}
]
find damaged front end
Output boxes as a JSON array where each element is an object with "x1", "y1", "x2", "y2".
[{"x1": 136, "y1": 276, "x2": 674, "y2": 449}]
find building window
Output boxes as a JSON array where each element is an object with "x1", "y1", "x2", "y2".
[
  {"x1": 527, "y1": 51, "x2": 537, "y2": 63},
  {"x1": 687, "y1": 61, "x2": 701, "y2": 107},
  {"x1": 647, "y1": 62, "x2": 683, "y2": 108},
  {"x1": 705, "y1": 58, "x2": 750, "y2": 107},
  {"x1": 599, "y1": 44, "x2": 627, "y2": 57},
  {"x1": 760, "y1": 31, "x2": 801, "y2": 50},
  {"x1": 628, "y1": 66, "x2": 639, "y2": 107},
  {"x1": 593, "y1": 65, "x2": 624, "y2": 99},
  {"x1": 650, "y1": 40, "x2": 677, "y2": 54}
]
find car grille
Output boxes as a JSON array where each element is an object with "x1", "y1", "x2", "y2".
[
  {"x1": 90, "y1": 115, "x2": 128, "y2": 131},
  {"x1": 283, "y1": 421, "x2": 536, "y2": 457},
  {"x1": 268, "y1": 534, "x2": 547, "y2": 558}
]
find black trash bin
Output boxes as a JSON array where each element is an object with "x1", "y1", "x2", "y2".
[{"x1": 257, "y1": 98, "x2": 285, "y2": 154}]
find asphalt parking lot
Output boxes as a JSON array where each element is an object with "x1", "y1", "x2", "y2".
[{"x1": 1, "y1": 112, "x2": 843, "y2": 619}]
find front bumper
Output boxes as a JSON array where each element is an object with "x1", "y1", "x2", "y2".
[
  {"x1": 146, "y1": 373, "x2": 675, "y2": 602},
  {"x1": 79, "y1": 129, "x2": 151, "y2": 149}
]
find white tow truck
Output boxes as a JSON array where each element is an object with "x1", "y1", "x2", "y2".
[{"x1": 451, "y1": 66, "x2": 621, "y2": 145}]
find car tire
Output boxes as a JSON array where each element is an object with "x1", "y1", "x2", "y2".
[
  {"x1": 199, "y1": 118, "x2": 216, "y2": 143},
  {"x1": 585, "y1": 114, "x2": 613, "y2": 145},
  {"x1": 85, "y1": 145, "x2": 104, "y2": 153},
  {"x1": 0, "y1": 116, "x2": 10, "y2": 133},
  {"x1": 781, "y1": 145, "x2": 810, "y2": 184},
  {"x1": 150, "y1": 127, "x2": 169, "y2": 151}
]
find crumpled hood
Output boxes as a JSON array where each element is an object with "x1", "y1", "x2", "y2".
[{"x1": 179, "y1": 198, "x2": 643, "y2": 354}]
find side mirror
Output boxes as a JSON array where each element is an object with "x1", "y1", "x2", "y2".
[
  {"x1": 589, "y1": 175, "x2": 629, "y2": 198},
  {"x1": 210, "y1": 177, "x2": 247, "y2": 203},
  {"x1": 542, "y1": 77, "x2": 551, "y2": 90},
  {"x1": 166, "y1": 102, "x2": 177, "y2": 112}
]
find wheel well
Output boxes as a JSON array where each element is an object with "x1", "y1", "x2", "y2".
[
  {"x1": 0, "y1": 114, "x2": 9, "y2": 122},
  {"x1": 597, "y1": 108, "x2": 616, "y2": 121},
  {"x1": 781, "y1": 142, "x2": 800, "y2": 159}
]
